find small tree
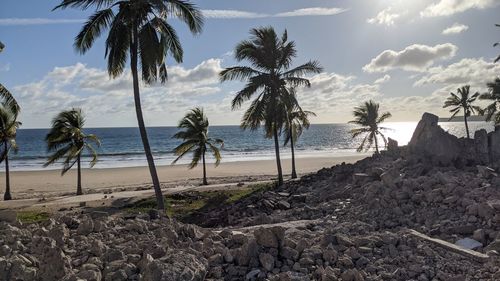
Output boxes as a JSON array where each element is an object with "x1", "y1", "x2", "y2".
[
  {"x1": 349, "y1": 100, "x2": 391, "y2": 154},
  {"x1": 172, "y1": 108, "x2": 223, "y2": 185},
  {"x1": 44, "y1": 109, "x2": 100, "y2": 195},
  {"x1": 443, "y1": 85, "x2": 480, "y2": 139},
  {"x1": 479, "y1": 78, "x2": 500, "y2": 125},
  {"x1": 0, "y1": 95, "x2": 21, "y2": 201}
]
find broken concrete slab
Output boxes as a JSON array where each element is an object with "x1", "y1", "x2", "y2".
[{"x1": 406, "y1": 229, "x2": 490, "y2": 263}]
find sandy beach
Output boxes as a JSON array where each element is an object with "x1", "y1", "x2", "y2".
[{"x1": 0, "y1": 155, "x2": 366, "y2": 199}]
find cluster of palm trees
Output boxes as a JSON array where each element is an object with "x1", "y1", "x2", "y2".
[{"x1": 443, "y1": 80, "x2": 500, "y2": 138}]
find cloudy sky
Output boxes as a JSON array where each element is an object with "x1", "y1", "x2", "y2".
[{"x1": 1, "y1": 0, "x2": 499, "y2": 128}]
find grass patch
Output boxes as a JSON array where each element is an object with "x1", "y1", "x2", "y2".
[
  {"x1": 125, "y1": 182, "x2": 274, "y2": 219},
  {"x1": 17, "y1": 211, "x2": 50, "y2": 224}
]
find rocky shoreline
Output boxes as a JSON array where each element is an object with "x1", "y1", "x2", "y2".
[{"x1": 1, "y1": 113, "x2": 500, "y2": 281}]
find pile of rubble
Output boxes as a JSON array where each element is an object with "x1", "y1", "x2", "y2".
[{"x1": 1, "y1": 112, "x2": 500, "y2": 280}]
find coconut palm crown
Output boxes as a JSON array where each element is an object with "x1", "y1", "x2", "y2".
[
  {"x1": 0, "y1": 87, "x2": 21, "y2": 201},
  {"x1": 479, "y1": 78, "x2": 500, "y2": 125},
  {"x1": 44, "y1": 108, "x2": 100, "y2": 195},
  {"x1": 172, "y1": 108, "x2": 223, "y2": 185},
  {"x1": 349, "y1": 100, "x2": 391, "y2": 154},
  {"x1": 494, "y1": 24, "x2": 500, "y2": 63},
  {"x1": 443, "y1": 85, "x2": 480, "y2": 139},
  {"x1": 220, "y1": 26, "x2": 322, "y2": 185},
  {"x1": 53, "y1": 0, "x2": 204, "y2": 210}
]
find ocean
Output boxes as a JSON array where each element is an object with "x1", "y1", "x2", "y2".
[{"x1": 6, "y1": 122, "x2": 495, "y2": 171}]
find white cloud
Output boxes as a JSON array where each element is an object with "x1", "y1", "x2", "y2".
[
  {"x1": 0, "y1": 18, "x2": 84, "y2": 26},
  {"x1": 374, "y1": 75, "x2": 391, "y2": 84},
  {"x1": 367, "y1": 7, "x2": 403, "y2": 26},
  {"x1": 275, "y1": 7, "x2": 348, "y2": 17},
  {"x1": 0, "y1": 63, "x2": 10, "y2": 72},
  {"x1": 12, "y1": 60, "x2": 225, "y2": 127},
  {"x1": 414, "y1": 57, "x2": 500, "y2": 87},
  {"x1": 202, "y1": 10, "x2": 266, "y2": 19},
  {"x1": 363, "y1": 43, "x2": 458, "y2": 73},
  {"x1": 442, "y1": 23, "x2": 469, "y2": 35},
  {"x1": 421, "y1": 0, "x2": 498, "y2": 17}
]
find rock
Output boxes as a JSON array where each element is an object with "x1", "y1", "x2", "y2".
[
  {"x1": 455, "y1": 238, "x2": 483, "y2": 250},
  {"x1": 352, "y1": 173, "x2": 371, "y2": 185},
  {"x1": 489, "y1": 127, "x2": 500, "y2": 163},
  {"x1": 245, "y1": 269, "x2": 261, "y2": 280},
  {"x1": 477, "y1": 165, "x2": 498, "y2": 179},
  {"x1": 139, "y1": 251, "x2": 207, "y2": 281},
  {"x1": 148, "y1": 209, "x2": 160, "y2": 220},
  {"x1": 408, "y1": 112, "x2": 462, "y2": 165},
  {"x1": 0, "y1": 210, "x2": 17, "y2": 223},
  {"x1": 259, "y1": 253, "x2": 274, "y2": 271},
  {"x1": 387, "y1": 138, "x2": 398, "y2": 153},
  {"x1": 340, "y1": 269, "x2": 364, "y2": 281},
  {"x1": 77, "y1": 216, "x2": 94, "y2": 235},
  {"x1": 277, "y1": 200, "x2": 291, "y2": 210},
  {"x1": 473, "y1": 229, "x2": 486, "y2": 243},
  {"x1": 254, "y1": 226, "x2": 284, "y2": 248},
  {"x1": 380, "y1": 168, "x2": 400, "y2": 188},
  {"x1": 475, "y1": 130, "x2": 489, "y2": 164}
]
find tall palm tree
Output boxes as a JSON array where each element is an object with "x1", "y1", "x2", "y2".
[
  {"x1": 443, "y1": 85, "x2": 479, "y2": 139},
  {"x1": 282, "y1": 88, "x2": 315, "y2": 179},
  {"x1": 494, "y1": 24, "x2": 499, "y2": 63},
  {"x1": 220, "y1": 27, "x2": 322, "y2": 186},
  {"x1": 479, "y1": 78, "x2": 500, "y2": 125},
  {"x1": 54, "y1": 0, "x2": 204, "y2": 209},
  {"x1": 172, "y1": 108, "x2": 223, "y2": 185},
  {"x1": 44, "y1": 109, "x2": 100, "y2": 196},
  {"x1": 349, "y1": 100, "x2": 391, "y2": 154},
  {"x1": 0, "y1": 93, "x2": 21, "y2": 201}
]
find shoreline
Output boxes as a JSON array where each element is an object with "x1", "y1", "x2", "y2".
[{"x1": 0, "y1": 155, "x2": 366, "y2": 200}]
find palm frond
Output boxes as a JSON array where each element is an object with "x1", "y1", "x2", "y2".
[{"x1": 74, "y1": 8, "x2": 114, "y2": 54}]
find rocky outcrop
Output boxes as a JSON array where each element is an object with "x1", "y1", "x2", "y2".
[{"x1": 407, "y1": 112, "x2": 499, "y2": 167}]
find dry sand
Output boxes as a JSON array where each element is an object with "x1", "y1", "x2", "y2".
[{"x1": 0, "y1": 155, "x2": 366, "y2": 199}]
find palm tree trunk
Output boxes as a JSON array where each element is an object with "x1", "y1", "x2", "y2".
[
  {"x1": 464, "y1": 112, "x2": 470, "y2": 139},
  {"x1": 374, "y1": 132, "x2": 379, "y2": 154},
  {"x1": 3, "y1": 142, "x2": 11, "y2": 201},
  {"x1": 290, "y1": 131, "x2": 297, "y2": 179},
  {"x1": 202, "y1": 149, "x2": 208, "y2": 185},
  {"x1": 130, "y1": 24, "x2": 165, "y2": 210},
  {"x1": 76, "y1": 154, "x2": 82, "y2": 195},
  {"x1": 273, "y1": 126, "x2": 284, "y2": 186}
]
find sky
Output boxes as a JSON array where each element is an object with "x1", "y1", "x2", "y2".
[{"x1": 0, "y1": 0, "x2": 499, "y2": 128}]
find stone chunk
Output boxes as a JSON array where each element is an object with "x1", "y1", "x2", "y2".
[{"x1": 455, "y1": 238, "x2": 483, "y2": 250}]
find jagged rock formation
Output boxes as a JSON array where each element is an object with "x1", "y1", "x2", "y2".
[{"x1": 406, "y1": 112, "x2": 500, "y2": 167}]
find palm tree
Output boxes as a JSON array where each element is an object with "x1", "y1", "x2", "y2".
[
  {"x1": 220, "y1": 27, "x2": 322, "y2": 186},
  {"x1": 443, "y1": 85, "x2": 479, "y2": 139},
  {"x1": 0, "y1": 90, "x2": 21, "y2": 201},
  {"x1": 172, "y1": 108, "x2": 223, "y2": 185},
  {"x1": 282, "y1": 89, "x2": 315, "y2": 179},
  {"x1": 44, "y1": 109, "x2": 100, "y2": 196},
  {"x1": 0, "y1": 41, "x2": 4, "y2": 53},
  {"x1": 53, "y1": 0, "x2": 204, "y2": 209},
  {"x1": 479, "y1": 78, "x2": 500, "y2": 125},
  {"x1": 349, "y1": 100, "x2": 391, "y2": 154},
  {"x1": 494, "y1": 24, "x2": 499, "y2": 63}
]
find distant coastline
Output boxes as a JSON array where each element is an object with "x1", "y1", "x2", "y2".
[{"x1": 438, "y1": 115, "x2": 487, "y2": 122}]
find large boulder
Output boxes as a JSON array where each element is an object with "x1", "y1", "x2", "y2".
[
  {"x1": 488, "y1": 127, "x2": 500, "y2": 164},
  {"x1": 475, "y1": 129, "x2": 489, "y2": 164},
  {"x1": 408, "y1": 113, "x2": 462, "y2": 165}
]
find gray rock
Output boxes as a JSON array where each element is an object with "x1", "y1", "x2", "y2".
[
  {"x1": 475, "y1": 129, "x2": 489, "y2": 164},
  {"x1": 455, "y1": 238, "x2": 483, "y2": 250},
  {"x1": 259, "y1": 252, "x2": 274, "y2": 271},
  {"x1": 0, "y1": 210, "x2": 17, "y2": 223}
]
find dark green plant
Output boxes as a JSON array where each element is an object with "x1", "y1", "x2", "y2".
[
  {"x1": 479, "y1": 78, "x2": 500, "y2": 125},
  {"x1": 54, "y1": 0, "x2": 204, "y2": 210},
  {"x1": 0, "y1": 87, "x2": 21, "y2": 201},
  {"x1": 220, "y1": 27, "x2": 322, "y2": 185},
  {"x1": 44, "y1": 109, "x2": 100, "y2": 196},
  {"x1": 349, "y1": 100, "x2": 391, "y2": 154},
  {"x1": 443, "y1": 85, "x2": 480, "y2": 139},
  {"x1": 172, "y1": 108, "x2": 223, "y2": 185}
]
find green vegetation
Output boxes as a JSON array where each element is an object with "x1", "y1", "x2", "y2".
[
  {"x1": 443, "y1": 85, "x2": 480, "y2": 139},
  {"x1": 126, "y1": 182, "x2": 273, "y2": 219},
  {"x1": 172, "y1": 108, "x2": 224, "y2": 185},
  {"x1": 220, "y1": 27, "x2": 322, "y2": 186},
  {"x1": 17, "y1": 211, "x2": 50, "y2": 224},
  {"x1": 479, "y1": 78, "x2": 500, "y2": 125},
  {"x1": 54, "y1": 0, "x2": 205, "y2": 211},
  {"x1": 349, "y1": 100, "x2": 392, "y2": 154},
  {"x1": 0, "y1": 83, "x2": 21, "y2": 201},
  {"x1": 44, "y1": 109, "x2": 101, "y2": 196}
]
